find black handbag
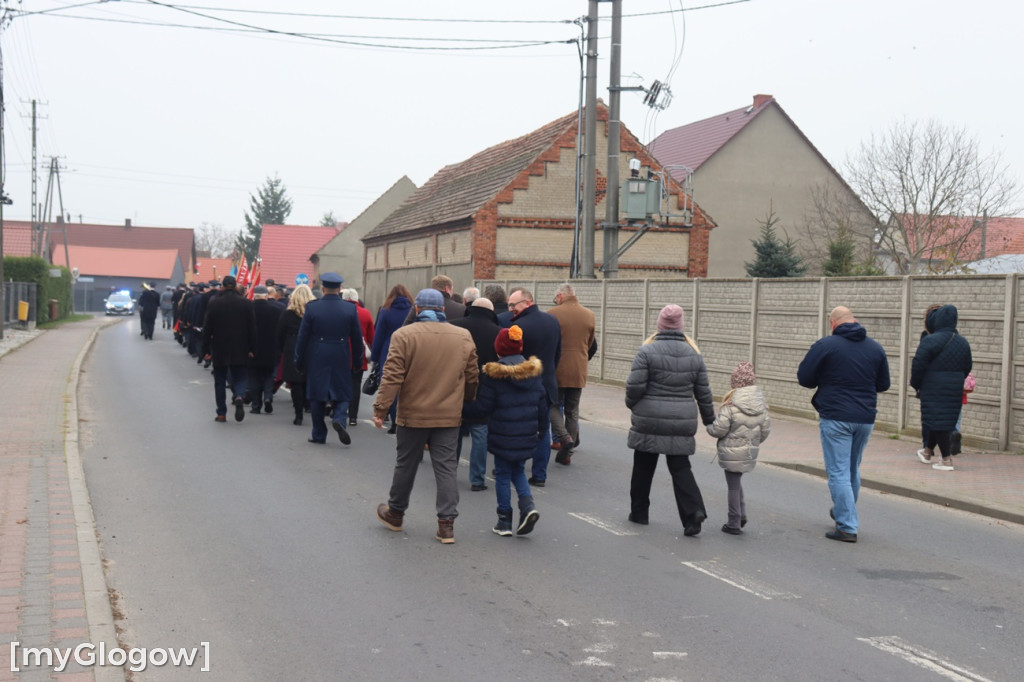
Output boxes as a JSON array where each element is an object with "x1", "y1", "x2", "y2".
[{"x1": 361, "y1": 364, "x2": 380, "y2": 395}]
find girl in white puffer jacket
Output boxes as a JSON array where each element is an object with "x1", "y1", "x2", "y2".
[{"x1": 706, "y1": 362, "x2": 771, "y2": 535}]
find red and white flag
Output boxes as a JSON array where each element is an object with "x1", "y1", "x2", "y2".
[
  {"x1": 246, "y1": 258, "x2": 262, "y2": 300},
  {"x1": 237, "y1": 256, "x2": 249, "y2": 287}
]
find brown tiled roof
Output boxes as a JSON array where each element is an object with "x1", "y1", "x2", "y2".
[
  {"x1": 1, "y1": 222, "x2": 35, "y2": 257},
  {"x1": 257, "y1": 224, "x2": 340, "y2": 285},
  {"x1": 11, "y1": 220, "x2": 196, "y2": 272},
  {"x1": 52, "y1": 245, "x2": 179, "y2": 278},
  {"x1": 648, "y1": 94, "x2": 775, "y2": 175},
  {"x1": 365, "y1": 109, "x2": 580, "y2": 240}
]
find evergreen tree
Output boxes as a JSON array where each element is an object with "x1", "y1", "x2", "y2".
[
  {"x1": 236, "y1": 175, "x2": 293, "y2": 262},
  {"x1": 319, "y1": 210, "x2": 338, "y2": 227},
  {"x1": 745, "y1": 209, "x2": 806, "y2": 278},
  {"x1": 823, "y1": 227, "x2": 856, "y2": 276}
]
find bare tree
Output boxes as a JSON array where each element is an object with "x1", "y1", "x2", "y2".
[
  {"x1": 796, "y1": 181, "x2": 880, "y2": 275},
  {"x1": 845, "y1": 119, "x2": 1021, "y2": 274},
  {"x1": 195, "y1": 222, "x2": 237, "y2": 259}
]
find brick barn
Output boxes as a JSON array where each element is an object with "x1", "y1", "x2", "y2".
[{"x1": 361, "y1": 103, "x2": 714, "y2": 309}]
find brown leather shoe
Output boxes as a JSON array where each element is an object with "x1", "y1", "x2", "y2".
[
  {"x1": 436, "y1": 518, "x2": 455, "y2": 544},
  {"x1": 376, "y1": 504, "x2": 403, "y2": 531}
]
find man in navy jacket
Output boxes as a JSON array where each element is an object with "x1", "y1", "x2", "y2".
[
  {"x1": 798, "y1": 306, "x2": 890, "y2": 543},
  {"x1": 506, "y1": 288, "x2": 561, "y2": 486}
]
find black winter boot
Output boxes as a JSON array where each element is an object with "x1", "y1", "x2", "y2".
[
  {"x1": 517, "y1": 495, "x2": 539, "y2": 536},
  {"x1": 492, "y1": 509, "x2": 513, "y2": 536}
]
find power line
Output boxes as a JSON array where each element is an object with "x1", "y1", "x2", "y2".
[
  {"x1": 118, "y1": 0, "x2": 576, "y2": 25},
  {"x1": 11, "y1": 7, "x2": 576, "y2": 51}
]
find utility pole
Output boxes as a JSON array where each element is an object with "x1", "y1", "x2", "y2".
[
  {"x1": 0, "y1": 16, "x2": 5, "y2": 340},
  {"x1": 30, "y1": 99, "x2": 38, "y2": 255},
  {"x1": 42, "y1": 156, "x2": 68, "y2": 269},
  {"x1": 602, "y1": 0, "x2": 623, "y2": 279},
  {"x1": 579, "y1": 0, "x2": 599, "y2": 279}
]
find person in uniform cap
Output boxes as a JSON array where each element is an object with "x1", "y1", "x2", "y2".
[{"x1": 295, "y1": 272, "x2": 363, "y2": 445}]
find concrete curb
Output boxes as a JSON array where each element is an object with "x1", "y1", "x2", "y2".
[
  {"x1": 765, "y1": 461, "x2": 1024, "y2": 527},
  {"x1": 64, "y1": 322, "x2": 124, "y2": 682}
]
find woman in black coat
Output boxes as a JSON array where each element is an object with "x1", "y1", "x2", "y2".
[
  {"x1": 275, "y1": 284, "x2": 315, "y2": 425},
  {"x1": 910, "y1": 304, "x2": 972, "y2": 471}
]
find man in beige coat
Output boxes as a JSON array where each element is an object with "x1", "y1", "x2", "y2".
[
  {"x1": 547, "y1": 283, "x2": 597, "y2": 465},
  {"x1": 374, "y1": 288, "x2": 479, "y2": 544}
]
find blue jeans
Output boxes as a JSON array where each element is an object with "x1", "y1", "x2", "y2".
[
  {"x1": 531, "y1": 396, "x2": 552, "y2": 481},
  {"x1": 213, "y1": 364, "x2": 247, "y2": 416},
  {"x1": 493, "y1": 455, "x2": 531, "y2": 513},
  {"x1": 819, "y1": 418, "x2": 873, "y2": 534},
  {"x1": 467, "y1": 424, "x2": 488, "y2": 487}
]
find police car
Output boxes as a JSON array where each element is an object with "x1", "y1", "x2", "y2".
[{"x1": 104, "y1": 291, "x2": 136, "y2": 315}]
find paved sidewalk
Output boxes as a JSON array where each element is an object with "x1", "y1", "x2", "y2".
[
  {"x1": 0, "y1": 318, "x2": 120, "y2": 681},
  {"x1": 0, "y1": 319, "x2": 1021, "y2": 679},
  {"x1": 580, "y1": 382, "x2": 1024, "y2": 526}
]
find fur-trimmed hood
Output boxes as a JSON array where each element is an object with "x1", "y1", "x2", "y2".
[{"x1": 482, "y1": 355, "x2": 543, "y2": 380}]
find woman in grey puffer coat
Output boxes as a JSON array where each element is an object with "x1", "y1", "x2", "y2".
[
  {"x1": 706, "y1": 362, "x2": 770, "y2": 535},
  {"x1": 626, "y1": 304, "x2": 716, "y2": 536}
]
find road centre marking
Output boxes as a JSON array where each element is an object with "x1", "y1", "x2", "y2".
[
  {"x1": 569, "y1": 513, "x2": 639, "y2": 536},
  {"x1": 653, "y1": 651, "x2": 688, "y2": 660},
  {"x1": 681, "y1": 561, "x2": 800, "y2": 600},
  {"x1": 857, "y1": 636, "x2": 994, "y2": 682}
]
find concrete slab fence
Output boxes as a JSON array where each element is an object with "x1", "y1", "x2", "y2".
[{"x1": 476, "y1": 275, "x2": 1023, "y2": 454}]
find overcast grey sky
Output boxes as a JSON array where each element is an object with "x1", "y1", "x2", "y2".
[{"x1": 2, "y1": 0, "x2": 1021, "y2": 234}]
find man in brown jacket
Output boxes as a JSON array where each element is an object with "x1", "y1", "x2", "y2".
[
  {"x1": 374, "y1": 288, "x2": 479, "y2": 544},
  {"x1": 547, "y1": 283, "x2": 597, "y2": 465}
]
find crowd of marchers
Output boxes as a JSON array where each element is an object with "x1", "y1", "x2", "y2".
[{"x1": 149, "y1": 272, "x2": 972, "y2": 547}]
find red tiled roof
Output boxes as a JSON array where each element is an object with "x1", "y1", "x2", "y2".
[
  {"x1": 365, "y1": 108, "x2": 581, "y2": 239},
  {"x1": 257, "y1": 224, "x2": 340, "y2": 285},
  {"x1": 195, "y1": 257, "x2": 235, "y2": 282},
  {"x1": 52, "y1": 245, "x2": 179, "y2": 278},
  {"x1": 902, "y1": 214, "x2": 1024, "y2": 261},
  {"x1": 1, "y1": 222, "x2": 35, "y2": 257},
  {"x1": 648, "y1": 94, "x2": 776, "y2": 175},
  {"x1": 2, "y1": 220, "x2": 196, "y2": 273}
]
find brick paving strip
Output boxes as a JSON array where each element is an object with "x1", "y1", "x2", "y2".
[{"x1": 0, "y1": 318, "x2": 122, "y2": 681}]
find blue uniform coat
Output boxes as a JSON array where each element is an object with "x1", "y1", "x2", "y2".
[{"x1": 294, "y1": 294, "x2": 363, "y2": 402}]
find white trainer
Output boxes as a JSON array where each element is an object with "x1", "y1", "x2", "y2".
[
  {"x1": 916, "y1": 448, "x2": 933, "y2": 464},
  {"x1": 932, "y1": 459, "x2": 955, "y2": 471}
]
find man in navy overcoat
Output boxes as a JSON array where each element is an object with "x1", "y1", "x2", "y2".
[{"x1": 295, "y1": 272, "x2": 364, "y2": 445}]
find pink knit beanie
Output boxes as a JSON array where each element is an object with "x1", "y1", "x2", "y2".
[
  {"x1": 731, "y1": 362, "x2": 756, "y2": 388},
  {"x1": 657, "y1": 304, "x2": 685, "y2": 331}
]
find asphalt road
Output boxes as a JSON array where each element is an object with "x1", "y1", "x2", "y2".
[{"x1": 79, "y1": 318, "x2": 1024, "y2": 681}]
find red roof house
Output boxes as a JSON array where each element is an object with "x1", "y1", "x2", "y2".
[
  {"x1": 16, "y1": 218, "x2": 197, "y2": 279},
  {"x1": 890, "y1": 214, "x2": 1024, "y2": 273},
  {"x1": 257, "y1": 224, "x2": 341, "y2": 288},
  {"x1": 1, "y1": 222, "x2": 36, "y2": 257},
  {"x1": 52, "y1": 246, "x2": 180, "y2": 279}
]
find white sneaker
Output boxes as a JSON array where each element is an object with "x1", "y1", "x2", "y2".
[
  {"x1": 932, "y1": 459, "x2": 955, "y2": 471},
  {"x1": 916, "y1": 448, "x2": 933, "y2": 464}
]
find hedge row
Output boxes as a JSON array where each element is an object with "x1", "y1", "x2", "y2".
[{"x1": 3, "y1": 256, "x2": 73, "y2": 321}]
